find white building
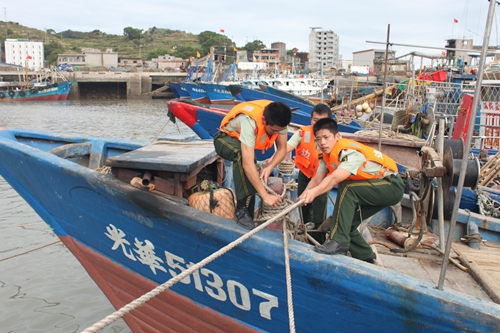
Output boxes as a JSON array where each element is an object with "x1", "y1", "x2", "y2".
[
  {"x1": 4, "y1": 38, "x2": 44, "y2": 70},
  {"x1": 308, "y1": 27, "x2": 340, "y2": 71}
]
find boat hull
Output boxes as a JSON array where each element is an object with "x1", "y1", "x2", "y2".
[
  {"x1": 0, "y1": 81, "x2": 72, "y2": 102},
  {"x1": 61, "y1": 235, "x2": 257, "y2": 332},
  {"x1": 228, "y1": 86, "x2": 363, "y2": 133},
  {"x1": 180, "y1": 82, "x2": 211, "y2": 104},
  {"x1": 0, "y1": 129, "x2": 499, "y2": 332},
  {"x1": 201, "y1": 83, "x2": 235, "y2": 104},
  {"x1": 168, "y1": 82, "x2": 191, "y2": 99}
]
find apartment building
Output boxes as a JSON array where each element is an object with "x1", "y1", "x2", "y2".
[
  {"x1": 308, "y1": 27, "x2": 340, "y2": 71},
  {"x1": 4, "y1": 38, "x2": 44, "y2": 70}
]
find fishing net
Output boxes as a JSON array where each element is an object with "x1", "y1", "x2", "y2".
[{"x1": 477, "y1": 188, "x2": 500, "y2": 218}]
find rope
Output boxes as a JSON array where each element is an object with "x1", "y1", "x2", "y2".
[
  {"x1": 81, "y1": 199, "x2": 306, "y2": 333},
  {"x1": 151, "y1": 118, "x2": 171, "y2": 142},
  {"x1": 0, "y1": 241, "x2": 61, "y2": 262},
  {"x1": 150, "y1": 140, "x2": 214, "y2": 146},
  {"x1": 277, "y1": 161, "x2": 295, "y2": 177},
  {"x1": 283, "y1": 218, "x2": 296, "y2": 333},
  {"x1": 254, "y1": 178, "x2": 308, "y2": 243},
  {"x1": 95, "y1": 166, "x2": 111, "y2": 174}
]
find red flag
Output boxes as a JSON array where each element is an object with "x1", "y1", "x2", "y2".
[
  {"x1": 454, "y1": 18, "x2": 458, "y2": 23},
  {"x1": 220, "y1": 29, "x2": 225, "y2": 33},
  {"x1": 275, "y1": 53, "x2": 279, "y2": 58},
  {"x1": 442, "y1": 51, "x2": 447, "y2": 56},
  {"x1": 26, "y1": 55, "x2": 32, "y2": 59}
]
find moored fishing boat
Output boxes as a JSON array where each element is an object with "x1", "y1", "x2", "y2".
[
  {"x1": 0, "y1": 81, "x2": 72, "y2": 102},
  {"x1": 166, "y1": 99, "x2": 364, "y2": 140},
  {"x1": 180, "y1": 81, "x2": 211, "y2": 104},
  {"x1": 168, "y1": 82, "x2": 191, "y2": 99},
  {"x1": 200, "y1": 82, "x2": 235, "y2": 104},
  {"x1": 0, "y1": 127, "x2": 500, "y2": 332},
  {"x1": 259, "y1": 84, "x2": 316, "y2": 107}
]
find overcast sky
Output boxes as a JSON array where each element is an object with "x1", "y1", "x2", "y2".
[{"x1": 2, "y1": 0, "x2": 496, "y2": 61}]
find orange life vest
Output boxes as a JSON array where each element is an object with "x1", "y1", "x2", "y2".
[
  {"x1": 324, "y1": 138, "x2": 398, "y2": 180},
  {"x1": 294, "y1": 125, "x2": 320, "y2": 178},
  {"x1": 219, "y1": 100, "x2": 277, "y2": 151}
]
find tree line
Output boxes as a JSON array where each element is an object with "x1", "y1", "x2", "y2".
[{"x1": 1, "y1": 24, "x2": 299, "y2": 65}]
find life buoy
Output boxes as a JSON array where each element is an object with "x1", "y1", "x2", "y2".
[
  {"x1": 8, "y1": 91, "x2": 15, "y2": 97},
  {"x1": 0, "y1": 92, "x2": 5, "y2": 98},
  {"x1": 19, "y1": 90, "x2": 26, "y2": 97}
]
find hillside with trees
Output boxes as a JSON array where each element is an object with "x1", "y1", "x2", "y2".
[{"x1": 0, "y1": 21, "x2": 280, "y2": 65}]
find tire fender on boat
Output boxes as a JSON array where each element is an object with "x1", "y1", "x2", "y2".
[
  {"x1": 0, "y1": 92, "x2": 5, "y2": 98},
  {"x1": 8, "y1": 91, "x2": 15, "y2": 97}
]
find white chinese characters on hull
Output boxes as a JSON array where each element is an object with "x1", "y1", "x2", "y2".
[{"x1": 105, "y1": 224, "x2": 279, "y2": 320}]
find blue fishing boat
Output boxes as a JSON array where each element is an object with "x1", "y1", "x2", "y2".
[
  {"x1": 228, "y1": 85, "x2": 313, "y2": 112},
  {"x1": 180, "y1": 82, "x2": 211, "y2": 104},
  {"x1": 168, "y1": 98, "x2": 363, "y2": 139},
  {"x1": 227, "y1": 85, "x2": 363, "y2": 133},
  {"x1": 200, "y1": 82, "x2": 235, "y2": 104},
  {"x1": 0, "y1": 127, "x2": 499, "y2": 332},
  {"x1": 168, "y1": 82, "x2": 191, "y2": 99},
  {"x1": 260, "y1": 84, "x2": 316, "y2": 107},
  {"x1": 0, "y1": 81, "x2": 72, "y2": 102}
]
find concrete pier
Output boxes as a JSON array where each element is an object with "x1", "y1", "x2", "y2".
[{"x1": 0, "y1": 69, "x2": 187, "y2": 99}]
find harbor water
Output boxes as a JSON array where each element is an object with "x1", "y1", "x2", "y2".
[{"x1": 0, "y1": 99, "x2": 194, "y2": 333}]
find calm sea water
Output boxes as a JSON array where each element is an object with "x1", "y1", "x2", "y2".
[{"x1": 0, "y1": 99, "x2": 194, "y2": 333}]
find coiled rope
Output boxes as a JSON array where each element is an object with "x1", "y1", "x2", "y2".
[
  {"x1": 277, "y1": 160, "x2": 295, "y2": 177},
  {"x1": 253, "y1": 179, "x2": 307, "y2": 243},
  {"x1": 81, "y1": 199, "x2": 305, "y2": 333}
]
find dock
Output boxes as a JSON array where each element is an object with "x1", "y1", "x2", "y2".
[
  {"x1": 370, "y1": 226, "x2": 500, "y2": 303},
  {"x1": 0, "y1": 69, "x2": 187, "y2": 99}
]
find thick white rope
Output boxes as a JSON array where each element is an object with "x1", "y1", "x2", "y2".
[
  {"x1": 81, "y1": 199, "x2": 306, "y2": 333},
  {"x1": 283, "y1": 218, "x2": 296, "y2": 333}
]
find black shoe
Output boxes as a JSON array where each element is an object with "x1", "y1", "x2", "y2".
[
  {"x1": 314, "y1": 240, "x2": 349, "y2": 255},
  {"x1": 235, "y1": 207, "x2": 255, "y2": 230},
  {"x1": 363, "y1": 253, "x2": 376, "y2": 264}
]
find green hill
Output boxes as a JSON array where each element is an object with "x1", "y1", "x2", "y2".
[{"x1": 0, "y1": 21, "x2": 239, "y2": 65}]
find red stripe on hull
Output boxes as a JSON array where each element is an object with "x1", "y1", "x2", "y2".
[
  {"x1": 0, "y1": 95, "x2": 61, "y2": 102},
  {"x1": 60, "y1": 235, "x2": 258, "y2": 333},
  {"x1": 193, "y1": 97, "x2": 211, "y2": 104}
]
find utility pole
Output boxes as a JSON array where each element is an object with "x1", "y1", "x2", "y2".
[{"x1": 4, "y1": 7, "x2": 7, "y2": 36}]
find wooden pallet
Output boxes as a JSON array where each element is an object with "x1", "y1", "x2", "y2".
[{"x1": 479, "y1": 151, "x2": 500, "y2": 187}]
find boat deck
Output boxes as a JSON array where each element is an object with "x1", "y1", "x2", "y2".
[{"x1": 369, "y1": 226, "x2": 500, "y2": 303}]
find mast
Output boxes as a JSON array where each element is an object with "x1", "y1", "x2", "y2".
[
  {"x1": 25, "y1": 59, "x2": 29, "y2": 89},
  {"x1": 378, "y1": 24, "x2": 391, "y2": 151},
  {"x1": 437, "y1": 0, "x2": 497, "y2": 290}
]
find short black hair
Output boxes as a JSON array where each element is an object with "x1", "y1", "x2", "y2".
[
  {"x1": 263, "y1": 101, "x2": 292, "y2": 127},
  {"x1": 313, "y1": 118, "x2": 339, "y2": 136},
  {"x1": 311, "y1": 103, "x2": 332, "y2": 118}
]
